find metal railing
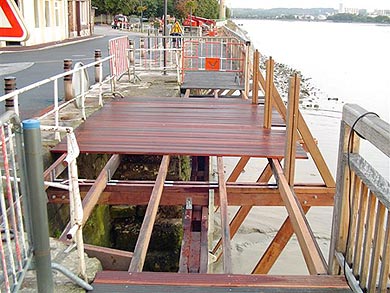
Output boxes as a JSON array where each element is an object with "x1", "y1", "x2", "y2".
[
  {"x1": 1, "y1": 55, "x2": 114, "y2": 141},
  {"x1": 0, "y1": 111, "x2": 32, "y2": 292},
  {"x1": 329, "y1": 104, "x2": 390, "y2": 292}
]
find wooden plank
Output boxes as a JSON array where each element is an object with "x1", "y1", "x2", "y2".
[
  {"x1": 84, "y1": 244, "x2": 133, "y2": 271},
  {"x1": 59, "y1": 154, "x2": 121, "y2": 240},
  {"x1": 359, "y1": 192, "x2": 377, "y2": 289},
  {"x1": 128, "y1": 155, "x2": 170, "y2": 272},
  {"x1": 271, "y1": 158, "x2": 327, "y2": 274},
  {"x1": 43, "y1": 152, "x2": 67, "y2": 183},
  {"x1": 352, "y1": 184, "x2": 369, "y2": 277},
  {"x1": 217, "y1": 156, "x2": 233, "y2": 273},
  {"x1": 93, "y1": 271, "x2": 350, "y2": 291},
  {"x1": 184, "y1": 89, "x2": 190, "y2": 98},
  {"x1": 346, "y1": 174, "x2": 362, "y2": 265},
  {"x1": 284, "y1": 74, "x2": 300, "y2": 185},
  {"x1": 227, "y1": 156, "x2": 250, "y2": 182},
  {"x1": 199, "y1": 206, "x2": 208, "y2": 274},
  {"x1": 378, "y1": 211, "x2": 390, "y2": 292},
  {"x1": 212, "y1": 163, "x2": 273, "y2": 259},
  {"x1": 252, "y1": 206, "x2": 310, "y2": 274},
  {"x1": 368, "y1": 202, "x2": 386, "y2": 292},
  {"x1": 179, "y1": 198, "x2": 193, "y2": 273},
  {"x1": 264, "y1": 57, "x2": 274, "y2": 129},
  {"x1": 47, "y1": 182, "x2": 335, "y2": 207},
  {"x1": 252, "y1": 50, "x2": 259, "y2": 105}
]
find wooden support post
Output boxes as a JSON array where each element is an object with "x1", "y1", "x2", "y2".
[
  {"x1": 252, "y1": 206, "x2": 310, "y2": 274},
  {"x1": 64, "y1": 59, "x2": 73, "y2": 101},
  {"x1": 217, "y1": 156, "x2": 232, "y2": 273},
  {"x1": 257, "y1": 70, "x2": 335, "y2": 188},
  {"x1": 60, "y1": 154, "x2": 121, "y2": 240},
  {"x1": 128, "y1": 155, "x2": 170, "y2": 272},
  {"x1": 227, "y1": 156, "x2": 250, "y2": 182},
  {"x1": 244, "y1": 42, "x2": 251, "y2": 98},
  {"x1": 212, "y1": 163, "x2": 273, "y2": 259},
  {"x1": 264, "y1": 57, "x2": 274, "y2": 128},
  {"x1": 271, "y1": 159, "x2": 327, "y2": 275},
  {"x1": 284, "y1": 74, "x2": 300, "y2": 185},
  {"x1": 179, "y1": 198, "x2": 193, "y2": 273},
  {"x1": 252, "y1": 50, "x2": 260, "y2": 105},
  {"x1": 184, "y1": 89, "x2": 190, "y2": 98}
]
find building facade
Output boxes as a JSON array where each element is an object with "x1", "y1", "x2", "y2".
[{"x1": 0, "y1": 0, "x2": 92, "y2": 48}]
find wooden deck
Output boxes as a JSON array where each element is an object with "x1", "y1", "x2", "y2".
[
  {"x1": 181, "y1": 71, "x2": 244, "y2": 90},
  {"x1": 90, "y1": 272, "x2": 351, "y2": 292},
  {"x1": 52, "y1": 97, "x2": 306, "y2": 158}
]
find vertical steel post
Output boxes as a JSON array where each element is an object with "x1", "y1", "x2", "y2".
[
  {"x1": 163, "y1": 0, "x2": 168, "y2": 74},
  {"x1": 23, "y1": 119, "x2": 54, "y2": 292},
  {"x1": 94, "y1": 49, "x2": 102, "y2": 83},
  {"x1": 64, "y1": 59, "x2": 73, "y2": 101},
  {"x1": 4, "y1": 76, "x2": 16, "y2": 111}
]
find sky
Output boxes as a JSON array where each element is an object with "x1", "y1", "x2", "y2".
[{"x1": 228, "y1": 0, "x2": 390, "y2": 11}]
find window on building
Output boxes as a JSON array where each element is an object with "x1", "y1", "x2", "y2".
[
  {"x1": 45, "y1": 0, "x2": 51, "y2": 27},
  {"x1": 54, "y1": 1, "x2": 60, "y2": 26},
  {"x1": 34, "y1": 0, "x2": 40, "y2": 27},
  {"x1": 80, "y1": 1, "x2": 88, "y2": 25}
]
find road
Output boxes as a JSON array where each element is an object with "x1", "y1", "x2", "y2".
[{"x1": 0, "y1": 25, "x2": 140, "y2": 118}]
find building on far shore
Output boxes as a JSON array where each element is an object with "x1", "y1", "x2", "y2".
[{"x1": 0, "y1": 0, "x2": 93, "y2": 48}]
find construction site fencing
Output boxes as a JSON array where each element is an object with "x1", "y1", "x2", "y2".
[
  {"x1": 181, "y1": 36, "x2": 247, "y2": 85},
  {"x1": 329, "y1": 104, "x2": 390, "y2": 292},
  {"x1": 108, "y1": 36, "x2": 130, "y2": 82},
  {"x1": 0, "y1": 111, "x2": 32, "y2": 292}
]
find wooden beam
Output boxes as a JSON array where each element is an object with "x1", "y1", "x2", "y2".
[
  {"x1": 184, "y1": 89, "x2": 190, "y2": 98},
  {"x1": 199, "y1": 206, "x2": 209, "y2": 274},
  {"x1": 128, "y1": 155, "x2": 170, "y2": 272},
  {"x1": 43, "y1": 153, "x2": 68, "y2": 183},
  {"x1": 252, "y1": 50, "x2": 260, "y2": 104},
  {"x1": 264, "y1": 57, "x2": 274, "y2": 129},
  {"x1": 212, "y1": 163, "x2": 273, "y2": 258},
  {"x1": 48, "y1": 182, "x2": 335, "y2": 207},
  {"x1": 217, "y1": 156, "x2": 233, "y2": 273},
  {"x1": 271, "y1": 159, "x2": 327, "y2": 274},
  {"x1": 179, "y1": 198, "x2": 193, "y2": 273},
  {"x1": 59, "y1": 154, "x2": 121, "y2": 240},
  {"x1": 252, "y1": 206, "x2": 310, "y2": 274},
  {"x1": 284, "y1": 74, "x2": 300, "y2": 185},
  {"x1": 227, "y1": 156, "x2": 250, "y2": 182}
]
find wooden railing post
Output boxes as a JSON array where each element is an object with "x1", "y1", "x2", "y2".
[
  {"x1": 244, "y1": 41, "x2": 251, "y2": 98},
  {"x1": 64, "y1": 59, "x2": 73, "y2": 101},
  {"x1": 264, "y1": 57, "x2": 274, "y2": 128},
  {"x1": 252, "y1": 50, "x2": 260, "y2": 105},
  {"x1": 284, "y1": 74, "x2": 300, "y2": 185}
]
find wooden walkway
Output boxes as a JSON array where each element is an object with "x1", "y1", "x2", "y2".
[
  {"x1": 181, "y1": 71, "x2": 244, "y2": 90},
  {"x1": 52, "y1": 97, "x2": 306, "y2": 158}
]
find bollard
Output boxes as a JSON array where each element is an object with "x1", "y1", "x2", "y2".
[
  {"x1": 4, "y1": 76, "x2": 16, "y2": 111},
  {"x1": 94, "y1": 49, "x2": 102, "y2": 83},
  {"x1": 23, "y1": 119, "x2": 54, "y2": 292},
  {"x1": 64, "y1": 59, "x2": 73, "y2": 101},
  {"x1": 129, "y1": 40, "x2": 135, "y2": 65}
]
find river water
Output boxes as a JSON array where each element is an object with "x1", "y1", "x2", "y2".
[{"x1": 234, "y1": 19, "x2": 390, "y2": 178}]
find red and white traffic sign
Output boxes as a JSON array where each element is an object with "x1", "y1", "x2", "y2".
[{"x1": 0, "y1": 0, "x2": 29, "y2": 42}]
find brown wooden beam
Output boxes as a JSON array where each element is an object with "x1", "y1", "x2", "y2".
[
  {"x1": 43, "y1": 153, "x2": 68, "y2": 184},
  {"x1": 217, "y1": 156, "x2": 232, "y2": 273},
  {"x1": 199, "y1": 206, "x2": 209, "y2": 274},
  {"x1": 128, "y1": 155, "x2": 170, "y2": 272},
  {"x1": 227, "y1": 156, "x2": 250, "y2": 182},
  {"x1": 271, "y1": 159, "x2": 327, "y2": 275},
  {"x1": 252, "y1": 206, "x2": 310, "y2": 274},
  {"x1": 47, "y1": 182, "x2": 335, "y2": 207},
  {"x1": 179, "y1": 198, "x2": 193, "y2": 273},
  {"x1": 59, "y1": 154, "x2": 121, "y2": 240}
]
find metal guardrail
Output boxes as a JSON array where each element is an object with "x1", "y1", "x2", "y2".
[
  {"x1": 0, "y1": 111, "x2": 32, "y2": 292},
  {"x1": 329, "y1": 104, "x2": 390, "y2": 292}
]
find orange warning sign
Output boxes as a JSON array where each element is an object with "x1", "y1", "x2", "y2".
[{"x1": 205, "y1": 58, "x2": 220, "y2": 71}]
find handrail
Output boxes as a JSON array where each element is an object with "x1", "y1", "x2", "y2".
[{"x1": 329, "y1": 103, "x2": 390, "y2": 292}]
